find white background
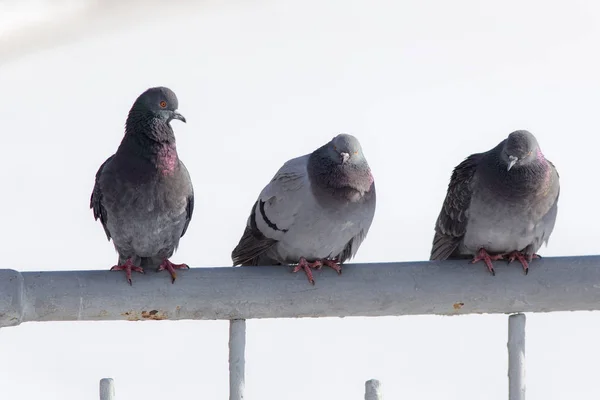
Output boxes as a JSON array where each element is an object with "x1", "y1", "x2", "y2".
[{"x1": 0, "y1": 1, "x2": 599, "y2": 399}]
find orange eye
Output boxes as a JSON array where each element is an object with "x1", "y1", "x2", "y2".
[
  {"x1": 354, "y1": 150, "x2": 359, "y2": 155},
  {"x1": 159, "y1": 101, "x2": 167, "y2": 108},
  {"x1": 333, "y1": 145, "x2": 337, "y2": 150}
]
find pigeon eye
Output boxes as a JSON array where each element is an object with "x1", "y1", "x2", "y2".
[
  {"x1": 354, "y1": 150, "x2": 359, "y2": 155},
  {"x1": 159, "y1": 101, "x2": 167, "y2": 108}
]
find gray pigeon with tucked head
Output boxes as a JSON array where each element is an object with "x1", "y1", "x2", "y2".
[
  {"x1": 90, "y1": 87, "x2": 194, "y2": 285},
  {"x1": 231, "y1": 133, "x2": 376, "y2": 284},
  {"x1": 431, "y1": 130, "x2": 560, "y2": 275}
]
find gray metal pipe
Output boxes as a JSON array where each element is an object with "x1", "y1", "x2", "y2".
[
  {"x1": 1, "y1": 256, "x2": 599, "y2": 327},
  {"x1": 508, "y1": 314, "x2": 526, "y2": 400},
  {"x1": 99, "y1": 378, "x2": 115, "y2": 400},
  {"x1": 229, "y1": 319, "x2": 246, "y2": 400},
  {"x1": 365, "y1": 379, "x2": 383, "y2": 400}
]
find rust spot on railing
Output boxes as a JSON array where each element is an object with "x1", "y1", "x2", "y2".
[{"x1": 121, "y1": 310, "x2": 168, "y2": 321}]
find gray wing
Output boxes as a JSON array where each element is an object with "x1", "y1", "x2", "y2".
[
  {"x1": 231, "y1": 201, "x2": 279, "y2": 266},
  {"x1": 90, "y1": 155, "x2": 115, "y2": 241},
  {"x1": 430, "y1": 153, "x2": 483, "y2": 260},
  {"x1": 337, "y1": 182, "x2": 376, "y2": 263},
  {"x1": 231, "y1": 155, "x2": 308, "y2": 266},
  {"x1": 536, "y1": 161, "x2": 560, "y2": 249},
  {"x1": 180, "y1": 195, "x2": 194, "y2": 237},
  {"x1": 539, "y1": 191, "x2": 559, "y2": 246},
  {"x1": 179, "y1": 161, "x2": 194, "y2": 238}
]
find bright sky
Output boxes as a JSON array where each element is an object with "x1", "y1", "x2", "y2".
[{"x1": 1, "y1": 0, "x2": 599, "y2": 399}]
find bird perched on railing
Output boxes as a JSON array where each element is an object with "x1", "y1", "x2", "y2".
[
  {"x1": 431, "y1": 130, "x2": 560, "y2": 275},
  {"x1": 90, "y1": 87, "x2": 194, "y2": 285},
  {"x1": 232, "y1": 133, "x2": 376, "y2": 285}
]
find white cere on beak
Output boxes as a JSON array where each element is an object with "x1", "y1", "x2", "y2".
[
  {"x1": 340, "y1": 152, "x2": 350, "y2": 163},
  {"x1": 507, "y1": 155, "x2": 518, "y2": 171}
]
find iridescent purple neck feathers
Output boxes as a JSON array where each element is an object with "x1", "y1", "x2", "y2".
[{"x1": 116, "y1": 109, "x2": 180, "y2": 176}]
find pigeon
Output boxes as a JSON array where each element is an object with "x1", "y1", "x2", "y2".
[
  {"x1": 430, "y1": 130, "x2": 560, "y2": 275},
  {"x1": 231, "y1": 133, "x2": 376, "y2": 284},
  {"x1": 90, "y1": 87, "x2": 194, "y2": 285}
]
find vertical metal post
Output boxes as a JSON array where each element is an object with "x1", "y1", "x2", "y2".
[
  {"x1": 365, "y1": 379, "x2": 383, "y2": 400},
  {"x1": 99, "y1": 378, "x2": 115, "y2": 400},
  {"x1": 229, "y1": 319, "x2": 246, "y2": 400},
  {"x1": 508, "y1": 313, "x2": 526, "y2": 400}
]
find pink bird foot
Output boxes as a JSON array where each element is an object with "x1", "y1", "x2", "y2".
[
  {"x1": 313, "y1": 259, "x2": 343, "y2": 275},
  {"x1": 471, "y1": 248, "x2": 504, "y2": 276},
  {"x1": 506, "y1": 251, "x2": 540, "y2": 275},
  {"x1": 292, "y1": 257, "x2": 325, "y2": 285},
  {"x1": 110, "y1": 258, "x2": 144, "y2": 285},
  {"x1": 292, "y1": 258, "x2": 343, "y2": 284},
  {"x1": 158, "y1": 259, "x2": 190, "y2": 283}
]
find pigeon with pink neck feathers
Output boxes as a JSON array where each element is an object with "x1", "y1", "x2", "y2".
[
  {"x1": 430, "y1": 130, "x2": 560, "y2": 275},
  {"x1": 91, "y1": 87, "x2": 194, "y2": 285},
  {"x1": 231, "y1": 133, "x2": 376, "y2": 285}
]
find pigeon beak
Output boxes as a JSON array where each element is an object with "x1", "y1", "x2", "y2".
[
  {"x1": 340, "y1": 152, "x2": 350, "y2": 163},
  {"x1": 507, "y1": 155, "x2": 518, "y2": 171},
  {"x1": 171, "y1": 110, "x2": 186, "y2": 123}
]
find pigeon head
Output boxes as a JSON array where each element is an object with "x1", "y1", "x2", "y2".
[
  {"x1": 130, "y1": 87, "x2": 186, "y2": 125},
  {"x1": 323, "y1": 133, "x2": 366, "y2": 165},
  {"x1": 501, "y1": 130, "x2": 541, "y2": 171},
  {"x1": 308, "y1": 133, "x2": 373, "y2": 197}
]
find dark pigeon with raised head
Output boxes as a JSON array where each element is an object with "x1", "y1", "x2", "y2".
[
  {"x1": 91, "y1": 87, "x2": 194, "y2": 284},
  {"x1": 231, "y1": 133, "x2": 376, "y2": 284},
  {"x1": 430, "y1": 130, "x2": 559, "y2": 275}
]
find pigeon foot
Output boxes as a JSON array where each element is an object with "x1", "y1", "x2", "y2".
[
  {"x1": 292, "y1": 258, "x2": 343, "y2": 284},
  {"x1": 312, "y1": 259, "x2": 343, "y2": 275},
  {"x1": 506, "y1": 251, "x2": 540, "y2": 275},
  {"x1": 111, "y1": 258, "x2": 144, "y2": 285},
  {"x1": 158, "y1": 259, "x2": 189, "y2": 283},
  {"x1": 471, "y1": 248, "x2": 504, "y2": 276},
  {"x1": 292, "y1": 257, "x2": 325, "y2": 285}
]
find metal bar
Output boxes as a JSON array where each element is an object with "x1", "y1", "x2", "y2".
[
  {"x1": 365, "y1": 379, "x2": 383, "y2": 400},
  {"x1": 508, "y1": 313, "x2": 526, "y2": 400},
  {"x1": 99, "y1": 378, "x2": 115, "y2": 400},
  {"x1": 1, "y1": 256, "x2": 600, "y2": 327},
  {"x1": 229, "y1": 319, "x2": 246, "y2": 400}
]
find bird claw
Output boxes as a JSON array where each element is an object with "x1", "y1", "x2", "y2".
[
  {"x1": 292, "y1": 258, "x2": 321, "y2": 285},
  {"x1": 292, "y1": 258, "x2": 343, "y2": 284},
  {"x1": 471, "y1": 249, "x2": 504, "y2": 276},
  {"x1": 505, "y1": 251, "x2": 536, "y2": 275},
  {"x1": 110, "y1": 259, "x2": 144, "y2": 285},
  {"x1": 158, "y1": 259, "x2": 189, "y2": 283},
  {"x1": 322, "y1": 259, "x2": 342, "y2": 275}
]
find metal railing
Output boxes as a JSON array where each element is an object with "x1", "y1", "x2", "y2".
[
  {"x1": 98, "y1": 376, "x2": 385, "y2": 399},
  {"x1": 2, "y1": 255, "x2": 596, "y2": 399}
]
